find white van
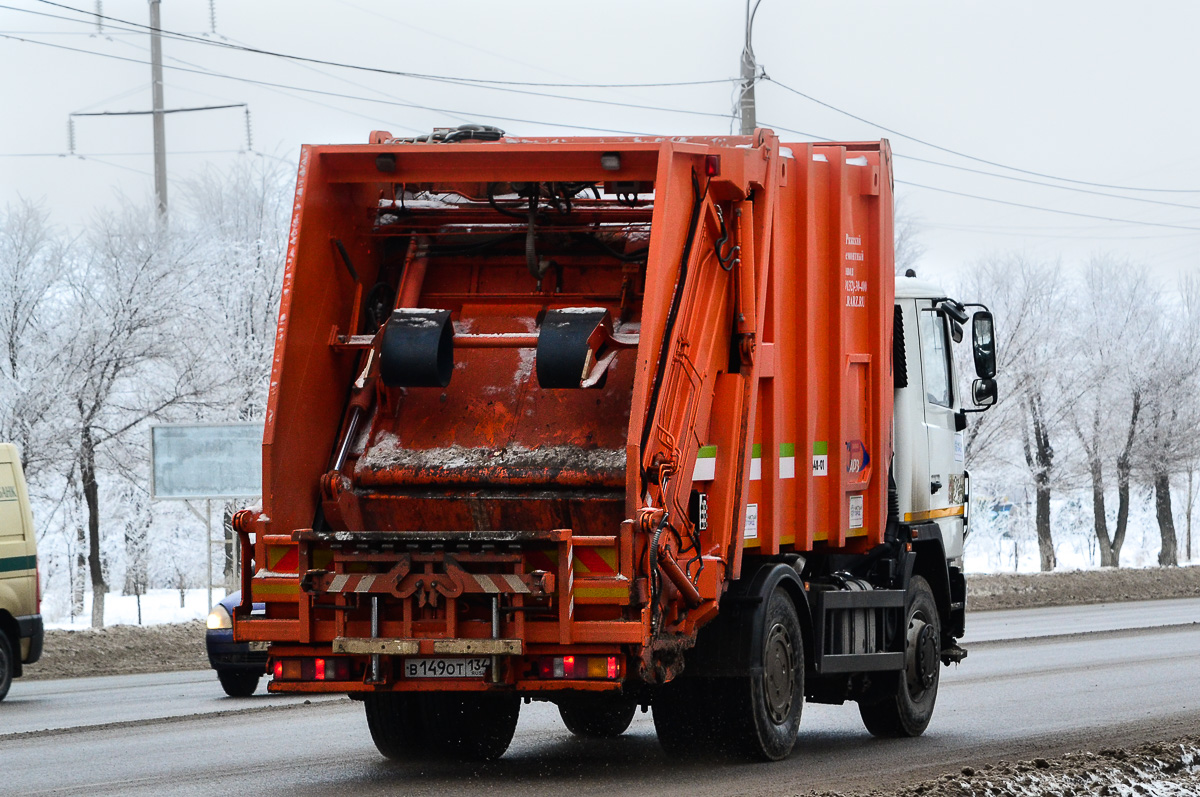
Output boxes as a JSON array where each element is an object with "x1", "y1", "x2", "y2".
[{"x1": 0, "y1": 443, "x2": 42, "y2": 701}]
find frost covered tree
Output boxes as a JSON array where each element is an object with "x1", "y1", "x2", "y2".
[
  {"x1": 181, "y1": 156, "x2": 291, "y2": 584},
  {"x1": 60, "y1": 205, "x2": 221, "y2": 627},
  {"x1": 893, "y1": 195, "x2": 926, "y2": 277},
  {"x1": 958, "y1": 254, "x2": 1069, "y2": 571},
  {"x1": 1133, "y1": 275, "x2": 1200, "y2": 567},
  {"x1": 1066, "y1": 257, "x2": 1158, "y2": 567},
  {"x1": 0, "y1": 200, "x2": 72, "y2": 481}
]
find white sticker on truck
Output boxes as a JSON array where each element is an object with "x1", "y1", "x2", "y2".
[
  {"x1": 693, "y1": 445, "x2": 717, "y2": 481},
  {"x1": 744, "y1": 503, "x2": 758, "y2": 538},
  {"x1": 849, "y1": 495, "x2": 864, "y2": 529}
]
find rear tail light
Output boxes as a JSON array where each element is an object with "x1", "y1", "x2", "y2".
[
  {"x1": 271, "y1": 657, "x2": 352, "y2": 681},
  {"x1": 535, "y1": 655, "x2": 621, "y2": 680}
]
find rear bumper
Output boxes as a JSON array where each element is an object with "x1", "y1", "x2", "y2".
[{"x1": 17, "y1": 614, "x2": 42, "y2": 664}]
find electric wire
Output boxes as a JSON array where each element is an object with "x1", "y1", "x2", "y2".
[
  {"x1": 0, "y1": 33, "x2": 661, "y2": 136},
  {"x1": 895, "y1": 152, "x2": 1200, "y2": 211},
  {"x1": 761, "y1": 119, "x2": 1200, "y2": 233},
  {"x1": 763, "y1": 76, "x2": 1200, "y2": 194},
  {"x1": 896, "y1": 180, "x2": 1200, "y2": 232},
  {"x1": 19, "y1": 1, "x2": 740, "y2": 89},
  {"x1": 103, "y1": 32, "x2": 430, "y2": 135},
  {"x1": 8, "y1": 8, "x2": 1200, "y2": 232},
  {"x1": 5, "y1": 3, "x2": 736, "y2": 123},
  {"x1": 0, "y1": 150, "x2": 244, "y2": 157}
]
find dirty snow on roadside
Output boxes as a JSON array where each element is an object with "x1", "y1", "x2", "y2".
[{"x1": 806, "y1": 739, "x2": 1200, "y2": 797}]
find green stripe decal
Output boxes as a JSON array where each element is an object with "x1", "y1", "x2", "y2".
[
  {"x1": 697, "y1": 445, "x2": 717, "y2": 459},
  {"x1": 751, "y1": 444, "x2": 762, "y2": 458},
  {"x1": 780, "y1": 443, "x2": 795, "y2": 457},
  {"x1": 813, "y1": 441, "x2": 828, "y2": 455},
  {"x1": 0, "y1": 554, "x2": 36, "y2": 573}
]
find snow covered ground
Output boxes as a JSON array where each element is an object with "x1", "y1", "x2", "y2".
[
  {"x1": 807, "y1": 739, "x2": 1200, "y2": 797},
  {"x1": 42, "y1": 587, "x2": 230, "y2": 630}
]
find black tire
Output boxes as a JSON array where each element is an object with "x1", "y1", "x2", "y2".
[
  {"x1": 653, "y1": 587, "x2": 804, "y2": 761},
  {"x1": 0, "y1": 632, "x2": 13, "y2": 703},
  {"x1": 652, "y1": 677, "x2": 713, "y2": 757},
  {"x1": 859, "y1": 575, "x2": 941, "y2": 737},
  {"x1": 423, "y1": 692, "x2": 521, "y2": 761},
  {"x1": 558, "y1": 694, "x2": 638, "y2": 738},
  {"x1": 217, "y1": 670, "x2": 260, "y2": 697},
  {"x1": 364, "y1": 693, "x2": 437, "y2": 760},
  {"x1": 734, "y1": 586, "x2": 804, "y2": 760}
]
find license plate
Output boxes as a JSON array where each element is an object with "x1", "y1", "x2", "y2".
[
  {"x1": 404, "y1": 658, "x2": 489, "y2": 679},
  {"x1": 246, "y1": 641, "x2": 269, "y2": 652}
]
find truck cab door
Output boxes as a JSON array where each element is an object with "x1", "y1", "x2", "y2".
[{"x1": 917, "y1": 306, "x2": 966, "y2": 559}]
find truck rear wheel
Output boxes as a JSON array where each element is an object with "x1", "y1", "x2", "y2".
[
  {"x1": 652, "y1": 677, "x2": 713, "y2": 756},
  {"x1": 364, "y1": 693, "x2": 436, "y2": 760},
  {"x1": 424, "y1": 692, "x2": 521, "y2": 761},
  {"x1": 654, "y1": 586, "x2": 804, "y2": 761},
  {"x1": 858, "y1": 575, "x2": 941, "y2": 737},
  {"x1": 558, "y1": 694, "x2": 638, "y2": 738},
  {"x1": 366, "y1": 692, "x2": 520, "y2": 761},
  {"x1": 733, "y1": 586, "x2": 804, "y2": 760}
]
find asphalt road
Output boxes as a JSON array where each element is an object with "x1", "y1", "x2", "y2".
[{"x1": 3, "y1": 600, "x2": 1199, "y2": 797}]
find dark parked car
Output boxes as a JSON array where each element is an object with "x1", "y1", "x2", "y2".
[{"x1": 206, "y1": 591, "x2": 267, "y2": 697}]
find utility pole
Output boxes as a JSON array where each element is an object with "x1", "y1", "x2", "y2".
[
  {"x1": 738, "y1": 0, "x2": 765, "y2": 135},
  {"x1": 149, "y1": 0, "x2": 168, "y2": 224}
]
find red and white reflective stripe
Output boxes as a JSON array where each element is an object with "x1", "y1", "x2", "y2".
[
  {"x1": 326, "y1": 574, "x2": 377, "y2": 592},
  {"x1": 325, "y1": 571, "x2": 533, "y2": 594},
  {"x1": 470, "y1": 573, "x2": 530, "y2": 593}
]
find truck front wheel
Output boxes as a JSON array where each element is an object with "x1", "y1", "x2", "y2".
[
  {"x1": 558, "y1": 694, "x2": 638, "y2": 738},
  {"x1": 858, "y1": 575, "x2": 941, "y2": 737}
]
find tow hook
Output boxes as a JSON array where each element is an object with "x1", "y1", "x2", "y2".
[{"x1": 942, "y1": 643, "x2": 968, "y2": 665}]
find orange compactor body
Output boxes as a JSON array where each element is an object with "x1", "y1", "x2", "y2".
[{"x1": 232, "y1": 128, "x2": 917, "y2": 709}]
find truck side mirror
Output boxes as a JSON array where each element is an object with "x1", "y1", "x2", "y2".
[
  {"x1": 971, "y1": 311, "x2": 996, "y2": 379},
  {"x1": 972, "y1": 377, "x2": 997, "y2": 408}
]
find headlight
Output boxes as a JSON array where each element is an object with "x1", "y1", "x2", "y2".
[{"x1": 207, "y1": 604, "x2": 232, "y2": 630}]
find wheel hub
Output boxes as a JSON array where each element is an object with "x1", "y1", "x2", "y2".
[
  {"x1": 906, "y1": 618, "x2": 939, "y2": 691},
  {"x1": 763, "y1": 622, "x2": 796, "y2": 724}
]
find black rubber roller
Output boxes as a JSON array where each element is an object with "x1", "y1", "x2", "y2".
[
  {"x1": 380, "y1": 309, "x2": 454, "y2": 388},
  {"x1": 536, "y1": 308, "x2": 610, "y2": 389}
]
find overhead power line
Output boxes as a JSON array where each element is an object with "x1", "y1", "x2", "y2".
[
  {"x1": 0, "y1": 13, "x2": 734, "y2": 123},
  {"x1": 20, "y1": 1, "x2": 740, "y2": 90},
  {"x1": 760, "y1": 120, "x2": 1200, "y2": 233},
  {"x1": 895, "y1": 153, "x2": 1200, "y2": 212},
  {"x1": 763, "y1": 77, "x2": 1200, "y2": 194},
  {"x1": 0, "y1": 150, "x2": 244, "y2": 157},
  {"x1": 897, "y1": 180, "x2": 1200, "y2": 232},
  {"x1": 0, "y1": 33, "x2": 663, "y2": 136},
  {"x1": 70, "y1": 102, "x2": 245, "y2": 117},
  {"x1": 9, "y1": 16, "x2": 1196, "y2": 232}
]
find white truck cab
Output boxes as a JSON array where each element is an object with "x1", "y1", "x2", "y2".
[{"x1": 893, "y1": 275, "x2": 997, "y2": 565}]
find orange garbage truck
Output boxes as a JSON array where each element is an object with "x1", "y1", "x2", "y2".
[{"x1": 231, "y1": 125, "x2": 998, "y2": 761}]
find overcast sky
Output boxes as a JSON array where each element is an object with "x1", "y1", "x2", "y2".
[{"x1": 3, "y1": 0, "x2": 1199, "y2": 284}]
